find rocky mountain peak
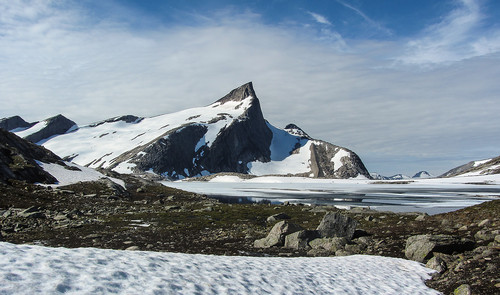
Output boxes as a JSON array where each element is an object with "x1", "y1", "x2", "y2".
[
  {"x1": 215, "y1": 82, "x2": 257, "y2": 104},
  {"x1": 24, "y1": 114, "x2": 77, "y2": 144},
  {"x1": 284, "y1": 124, "x2": 312, "y2": 139},
  {"x1": 0, "y1": 115, "x2": 35, "y2": 131}
]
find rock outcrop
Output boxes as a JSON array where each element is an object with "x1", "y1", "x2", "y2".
[
  {"x1": 0, "y1": 116, "x2": 35, "y2": 131},
  {"x1": 0, "y1": 129, "x2": 62, "y2": 184},
  {"x1": 23, "y1": 115, "x2": 77, "y2": 144}
]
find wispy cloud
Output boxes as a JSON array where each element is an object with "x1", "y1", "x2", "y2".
[
  {"x1": 307, "y1": 11, "x2": 331, "y2": 25},
  {"x1": 336, "y1": 0, "x2": 392, "y2": 36},
  {"x1": 398, "y1": 0, "x2": 500, "y2": 65}
]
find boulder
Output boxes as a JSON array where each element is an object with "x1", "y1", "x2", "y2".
[
  {"x1": 316, "y1": 212, "x2": 358, "y2": 240},
  {"x1": 267, "y1": 213, "x2": 290, "y2": 223},
  {"x1": 425, "y1": 256, "x2": 447, "y2": 273},
  {"x1": 284, "y1": 230, "x2": 319, "y2": 250},
  {"x1": 453, "y1": 284, "x2": 472, "y2": 295},
  {"x1": 309, "y1": 237, "x2": 348, "y2": 252},
  {"x1": 405, "y1": 234, "x2": 475, "y2": 262},
  {"x1": 254, "y1": 221, "x2": 302, "y2": 248}
]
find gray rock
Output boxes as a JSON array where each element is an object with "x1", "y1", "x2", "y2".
[
  {"x1": 316, "y1": 212, "x2": 358, "y2": 240},
  {"x1": 453, "y1": 284, "x2": 471, "y2": 295},
  {"x1": 309, "y1": 237, "x2": 348, "y2": 252},
  {"x1": 426, "y1": 256, "x2": 447, "y2": 273},
  {"x1": 267, "y1": 213, "x2": 291, "y2": 223},
  {"x1": 18, "y1": 206, "x2": 45, "y2": 218},
  {"x1": 405, "y1": 234, "x2": 475, "y2": 262},
  {"x1": 284, "y1": 230, "x2": 319, "y2": 250},
  {"x1": 254, "y1": 221, "x2": 303, "y2": 248},
  {"x1": 474, "y1": 230, "x2": 495, "y2": 242},
  {"x1": 478, "y1": 218, "x2": 491, "y2": 227}
]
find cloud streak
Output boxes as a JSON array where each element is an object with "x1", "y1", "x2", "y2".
[
  {"x1": 336, "y1": 0, "x2": 392, "y2": 36},
  {"x1": 1, "y1": 1, "x2": 499, "y2": 175},
  {"x1": 308, "y1": 11, "x2": 332, "y2": 25},
  {"x1": 398, "y1": 0, "x2": 500, "y2": 65}
]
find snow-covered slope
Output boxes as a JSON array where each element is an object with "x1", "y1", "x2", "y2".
[
  {"x1": 12, "y1": 83, "x2": 371, "y2": 180},
  {"x1": 440, "y1": 155, "x2": 500, "y2": 177},
  {"x1": 0, "y1": 242, "x2": 439, "y2": 295}
]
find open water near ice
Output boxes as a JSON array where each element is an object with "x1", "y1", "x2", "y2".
[{"x1": 163, "y1": 180, "x2": 500, "y2": 215}]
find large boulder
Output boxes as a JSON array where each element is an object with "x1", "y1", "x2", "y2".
[
  {"x1": 405, "y1": 234, "x2": 475, "y2": 262},
  {"x1": 254, "y1": 221, "x2": 302, "y2": 248},
  {"x1": 316, "y1": 212, "x2": 358, "y2": 240},
  {"x1": 284, "y1": 230, "x2": 319, "y2": 250}
]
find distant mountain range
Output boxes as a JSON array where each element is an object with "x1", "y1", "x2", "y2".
[
  {"x1": 1, "y1": 82, "x2": 371, "y2": 180},
  {"x1": 439, "y1": 156, "x2": 500, "y2": 177},
  {"x1": 370, "y1": 171, "x2": 433, "y2": 180}
]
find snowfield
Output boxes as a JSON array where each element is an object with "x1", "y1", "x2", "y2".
[{"x1": 0, "y1": 242, "x2": 439, "y2": 295}]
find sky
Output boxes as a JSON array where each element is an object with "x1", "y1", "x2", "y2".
[{"x1": 1, "y1": 0, "x2": 499, "y2": 176}]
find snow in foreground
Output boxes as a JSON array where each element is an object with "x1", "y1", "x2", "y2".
[{"x1": 0, "y1": 242, "x2": 439, "y2": 295}]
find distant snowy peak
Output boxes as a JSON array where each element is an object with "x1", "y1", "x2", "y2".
[
  {"x1": 440, "y1": 156, "x2": 500, "y2": 177},
  {"x1": 284, "y1": 124, "x2": 312, "y2": 139},
  {"x1": 412, "y1": 171, "x2": 433, "y2": 179},
  {"x1": 0, "y1": 115, "x2": 35, "y2": 131},
  {"x1": 10, "y1": 114, "x2": 77, "y2": 144},
  {"x1": 370, "y1": 172, "x2": 431, "y2": 180},
  {"x1": 6, "y1": 82, "x2": 370, "y2": 180}
]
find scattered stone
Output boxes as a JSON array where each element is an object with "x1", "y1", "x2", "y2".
[
  {"x1": 266, "y1": 213, "x2": 290, "y2": 223},
  {"x1": 453, "y1": 284, "x2": 472, "y2": 295},
  {"x1": 478, "y1": 218, "x2": 491, "y2": 227},
  {"x1": 495, "y1": 235, "x2": 500, "y2": 244},
  {"x1": 405, "y1": 234, "x2": 475, "y2": 262},
  {"x1": 125, "y1": 246, "x2": 140, "y2": 251},
  {"x1": 18, "y1": 206, "x2": 45, "y2": 218},
  {"x1": 415, "y1": 214, "x2": 427, "y2": 221},
  {"x1": 165, "y1": 205, "x2": 181, "y2": 211},
  {"x1": 254, "y1": 221, "x2": 302, "y2": 248},
  {"x1": 316, "y1": 212, "x2": 358, "y2": 240},
  {"x1": 426, "y1": 256, "x2": 447, "y2": 273},
  {"x1": 474, "y1": 230, "x2": 495, "y2": 242}
]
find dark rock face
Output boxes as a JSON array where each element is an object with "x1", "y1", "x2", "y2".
[
  {"x1": 316, "y1": 212, "x2": 358, "y2": 240},
  {"x1": 0, "y1": 129, "x2": 61, "y2": 184},
  {"x1": 130, "y1": 125, "x2": 209, "y2": 178},
  {"x1": 202, "y1": 95, "x2": 272, "y2": 174},
  {"x1": 308, "y1": 142, "x2": 371, "y2": 179},
  {"x1": 125, "y1": 82, "x2": 273, "y2": 179},
  {"x1": 90, "y1": 115, "x2": 143, "y2": 127},
  {"x1": 24, "y1": 115, "x2": 77, "y2": 144},
  {"x1": 0, "y1": 116, "x2": 35, "y2": 131}
]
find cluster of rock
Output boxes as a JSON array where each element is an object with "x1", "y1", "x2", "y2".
[
  {"x1": 404, "y1": 219, "x2": 499, "y2": 294},
  {"x1": 254, "y1": 212, "x2": 368, "y2": 256}
]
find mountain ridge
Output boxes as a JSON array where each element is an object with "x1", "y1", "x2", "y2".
[{"x1": 7, "y1": 83, "x2": 371, "y2": 180}]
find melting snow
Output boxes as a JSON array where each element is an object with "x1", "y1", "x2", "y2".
[
  {"x1": 0, "y1": 242, "x2": 439, "y2": 295},
  {"x1": 37, "y1": 161, "x2": 124, "y2": 187},
  {"x1": 331, "y1": 148, "x2": 351, "y2": 172}
]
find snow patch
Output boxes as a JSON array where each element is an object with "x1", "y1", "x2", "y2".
[
  {"x1": 112, "y1": 161, "x2": 137, "y2": 174},
  {"x1": 37, "y1": 161, "x2": 124, "y2": 187},
  {"x1": 331, "y1": 149, "x2": 350, "y2": 172},
  {"x1": 248, "y1": 141, "x2": 313, "y2": 176},
  {"x1": 0, "y1": 242, "x2": 439, "y2": 295}
]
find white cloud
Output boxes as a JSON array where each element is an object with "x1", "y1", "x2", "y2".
[
  {"x1": 307, "y1": 11, "x2": 331, "y2": 25},
  {"x1": 0, "y1": 1, "x2": 499, "y2": 176},
  {"x1": 398, "y1": 0, "x2": 500, "y2": 65}
]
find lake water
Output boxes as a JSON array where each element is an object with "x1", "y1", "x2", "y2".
[{"x1": 163, "y1": 179, "x2": 500, "y2": 215}]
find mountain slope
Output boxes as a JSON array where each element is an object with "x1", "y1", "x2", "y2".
[
  {"x1": 0, "y1": 129, "x2": 61, "y2": 184},
  {"x1": 11, "y1": 83, "x2": 371, "y2": 180},
  {"x1": 6, "y1": 114, "x2": 77, "y2": 144},
  {"x1": 440, "y1": 156, "x2": 500, "y2": 177}
]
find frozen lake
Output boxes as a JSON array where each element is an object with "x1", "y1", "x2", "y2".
[{"x1": 163, "y1": 176, "x2": 500, "y2": 215}]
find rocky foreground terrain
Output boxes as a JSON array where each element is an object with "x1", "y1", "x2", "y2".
[{"x1": 1, "y1": 175, "x2": 499, "y2": 294}]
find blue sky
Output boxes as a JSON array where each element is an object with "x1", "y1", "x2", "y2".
[{"x1": 1, "y1": 0, "x2": 500, "y2": 176}]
